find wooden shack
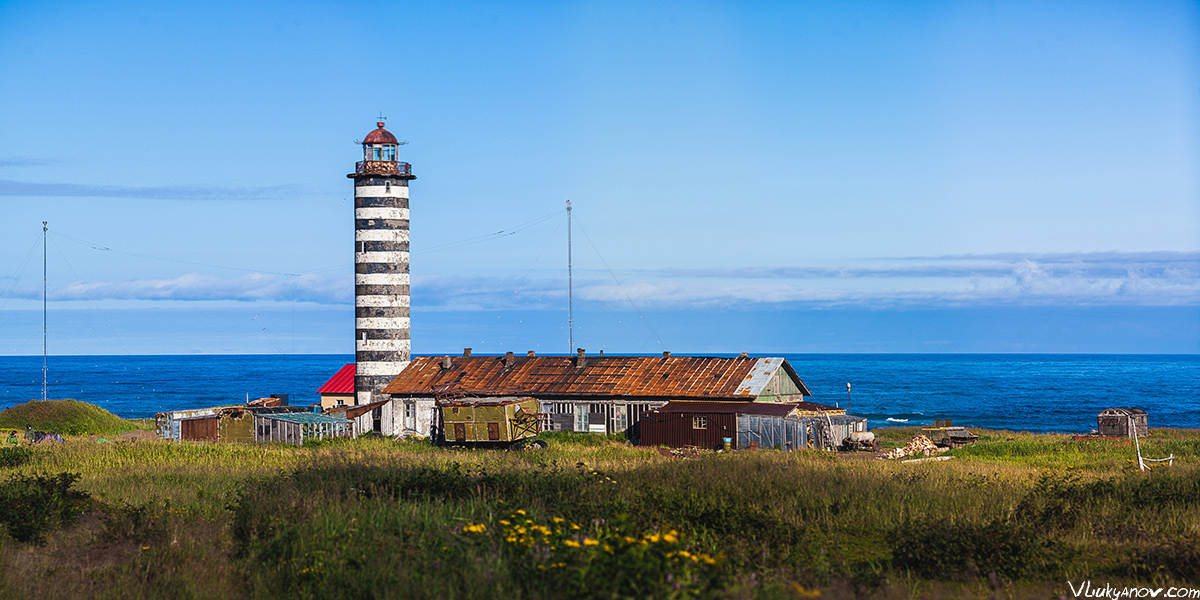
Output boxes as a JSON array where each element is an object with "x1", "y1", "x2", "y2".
[
  {"x1": 640, "y1": 400, "x2": 866, "y2": 451},
  {"x1": 156, "y1": 406, "x2": 241, "y2": 440},
  {"x1": 325, "y1": 399, "x2": 400, "y2": 437},
  {"x1": 1098, "y1": 407, "x2": 1148, "y2": 438},
  {"x1": 179, "y1": 406, "x2": 309, "y2": 443}
]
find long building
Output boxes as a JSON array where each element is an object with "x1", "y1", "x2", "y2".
[{"x1": 382, "y1": 350, "x2": 813, "y2": 440}]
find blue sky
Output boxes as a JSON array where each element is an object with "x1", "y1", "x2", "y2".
[{"x1": 1, "y1": 0, "x2": 1197, "y2": 355}]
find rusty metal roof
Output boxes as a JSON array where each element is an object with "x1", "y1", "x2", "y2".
[
  {"x1": 363, "y1": 123, "x2": 398, "y2": 144},
  {"x1": 792, "y1": 401, "x2": 843, "y2": 413},
  {"x1": 317, "y1": 364, "x2": 355, "y2": 395},
  {"x1": 383, "y1": 355, "x2": 811, "y2": 399},
  {"x1": 326, "y1": 399, "x2": 388, "y2": 420}
]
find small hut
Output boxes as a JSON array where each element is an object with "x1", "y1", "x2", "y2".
[
  {"x1": 317, "y1": 364, "x2": 355, "y2": 409},
  {"x1": 179, "y1": 406, "x2": 308, "y2": 443},
  {"x1": 1097, "y1": 408, "x2": 1148, "y2": 438},
  {"x1": 639, "y1": 401, "x2": 865, "y2": 451}
]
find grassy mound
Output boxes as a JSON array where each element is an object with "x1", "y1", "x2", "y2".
[{"x1": 0, "y1": 399, "x2": 147, "y2": 436}]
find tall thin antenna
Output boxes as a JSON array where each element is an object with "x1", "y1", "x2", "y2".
[
  {"x1": 567, "y1": 200, "x2": 573, "y2": 354},
  {"x1": 42, "y1": 221, "x2": 48, "y2": 402}
]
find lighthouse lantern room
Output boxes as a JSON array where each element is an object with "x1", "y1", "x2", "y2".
[{"x1": 349, "y1": 121, "x2": 415, "y2": 404}]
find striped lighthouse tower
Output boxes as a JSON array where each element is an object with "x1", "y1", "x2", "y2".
[{"x1": 349, "y1": 121, "x2": 414, "y2": 405}]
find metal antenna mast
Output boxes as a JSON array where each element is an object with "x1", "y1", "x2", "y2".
[
  {"x1": 567, "y1": 200, "x2": 573, "y2": 354},
  {"x1": 42, "y1": 221, "x2": 47, "y2": 402}
]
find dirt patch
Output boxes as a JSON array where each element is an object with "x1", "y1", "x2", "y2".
[{"x1": 116, "y1": 430, "x2": 156, "y2": 442}]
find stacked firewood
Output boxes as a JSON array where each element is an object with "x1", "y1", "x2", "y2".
[{"x1": 881, "y1": 435, "x2": 942, "y2": 460}]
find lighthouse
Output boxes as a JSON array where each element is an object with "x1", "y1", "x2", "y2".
[{"x1": 349, "y1": 121, "x2": 414, "y2": 405}]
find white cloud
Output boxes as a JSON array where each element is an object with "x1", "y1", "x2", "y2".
[
  {"x1": 0, "y1": 179, "x2": 308, "y2": 200},
  {"x1": 415, "y1": 252, "x2": 1200, "y2": 310},
  {"x1": 8, "y1": 272, "x2": 353, "y2": 304},
  {"x1": 2, "y1": 252, "x2": 1193, "y2": 310}
]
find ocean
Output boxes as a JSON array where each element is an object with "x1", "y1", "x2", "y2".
[{"x1": 0, "y1": 354, "x2": 1195, "y2": 432}]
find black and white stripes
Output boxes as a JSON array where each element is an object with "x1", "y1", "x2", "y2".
[{"x1": 352, "y1": 175, "x2": 412, "y2": 404}]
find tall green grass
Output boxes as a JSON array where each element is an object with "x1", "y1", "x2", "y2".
[{"x1": 0, "y1": 430, "x2": 1195, "y2": 598}]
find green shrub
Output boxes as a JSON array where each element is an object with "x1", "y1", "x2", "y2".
[
  {"x1": 102, "y1": 501, "x2": 168, "y2": 543},
  {"x1": 890, "y1": 517, "x2": 1067, "y2": 581},
  {"x1": 0, "y1": 472, "x2": 91, "y2": 543},
  {"x1": 1126, "y1": 536, "x2": 1200, "y2": 582},
  {"x1": 0, "y1": 447, "x2": 33, "y2": 469}
]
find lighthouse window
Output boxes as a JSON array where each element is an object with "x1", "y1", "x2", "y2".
[
  {"x1": 385, "y1": 182, "x2": 391, "y2": 193},
  {"x1": 372, "y1": 147, "x2": 381, "y2": 160}
]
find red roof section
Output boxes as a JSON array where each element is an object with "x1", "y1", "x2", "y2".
[
  {"x1": 383, "y1": 355, "x2": 805, "y2": 400},
  {"x1": 363, "y1": 122, "x2": 398, "y2": 144},
  {"x1": 318, "y1": 364, "x2": 355, "y2": 395}
]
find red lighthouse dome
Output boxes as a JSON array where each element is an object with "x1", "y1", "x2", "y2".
[{"x1": 363, "y1": 122, "x2": 398, "y2": 144}]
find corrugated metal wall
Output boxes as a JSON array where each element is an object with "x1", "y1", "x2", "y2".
[
  {"x1": 639, "y1": 412, "x2": 736, "y2": 449},
  {"x1": 180, "y1": 417, "x2": 218, "y2": 441}
]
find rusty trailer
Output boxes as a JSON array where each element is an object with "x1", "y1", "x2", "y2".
[{"x1": 437, "y1": 397, "x2": 545, "y2": 449}]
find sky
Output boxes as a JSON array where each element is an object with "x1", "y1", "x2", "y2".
[{"x1": 0, "y1": 0, "x2": 1197, "y2": 355}]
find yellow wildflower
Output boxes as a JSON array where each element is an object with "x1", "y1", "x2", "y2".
[
  {"x1": 515, "y1": 509, "x2": 527, "y2": 516},
  {"x1": 792, "y1": 583, "x2": 822, "y2": 598},
  {"x1": 582, "y1": 538, "x2": 599, "y2": 546},
  {"x1": 563, "y1": 540, "x2": 581, "y2": 548},
  {"x1": 662, "y1": 533, "x2": 678, "y2": 543},
  {"x1": 571, "y1": 524, "x2": 580, "y2": 530},
  {"x1": 552, "y1": 517, "x2": 565, "y2": 523},
  {"x1": 499, "y1": 520, "x2": 511, "y2": 526}
]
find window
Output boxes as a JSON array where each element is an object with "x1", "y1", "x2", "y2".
[
  {"x1": 613, "y1": 405, "x2": 627, "y2": 433},
  {"x1": 385, "y1": 181, "x2": 391, "y2": 193},
  {"x1": 693, "y1": 416, "x2": 707, "y2": 429},
  {"x1": 574, "y1": 405, "x2": 589, "y2": 432}
]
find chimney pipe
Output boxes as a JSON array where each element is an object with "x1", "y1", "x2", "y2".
[
  {"x1": 527, "y1": 350, "x2": 535, "y2": 357},
  {"x1": 504, "y1": 351, "x2": 515, "y2": 367},
  {"x1": 441, "y1": 356, "x2": 452, "y2": 370},
  {"x1": 739, "y1": 352, "x2": 748, "y2": 358},
  {"x1": 663, "y1": 351, "x2": 671, "y2": 358},
  {"x1": 576, "y1": 348, "x2": 586, "y2": 369},
  {"x1": 463, "y1": 348, "x2": 472, "y2": 358}
]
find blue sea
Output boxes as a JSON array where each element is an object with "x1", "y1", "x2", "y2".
[{"x1": 0, "y1": 354, "x2": 1195, "y2": 432}]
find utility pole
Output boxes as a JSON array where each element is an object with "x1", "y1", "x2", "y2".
[
  {"x1": 567, "y1": 200, "x2": 573, "y2": 354},
  {"x1": 42, "y1": 221, "x2": 48, "y2": 402}
]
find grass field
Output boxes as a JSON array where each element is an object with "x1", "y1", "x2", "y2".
[{"x1": 0, "y1": 420, "x2": 1195, "y2": 599}]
